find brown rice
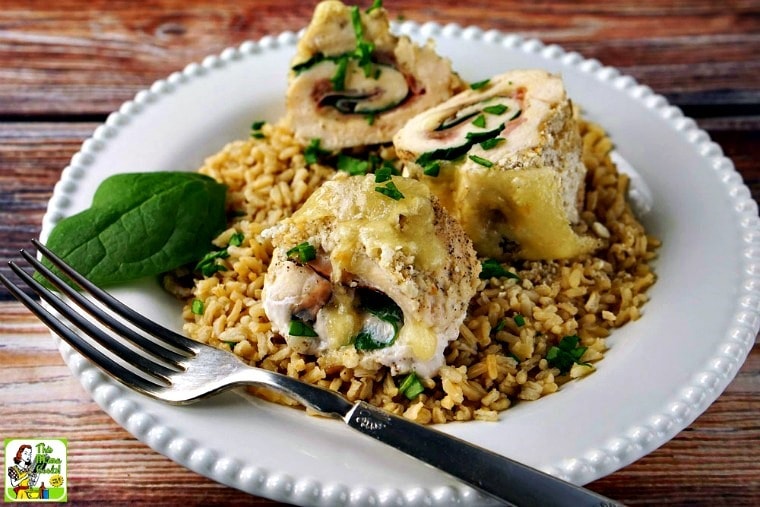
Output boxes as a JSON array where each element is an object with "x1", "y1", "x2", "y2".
[{"x1": 180, "y1": 118, "x2": 659, "y2": 424}]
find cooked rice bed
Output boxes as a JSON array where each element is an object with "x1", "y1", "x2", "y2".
[{"x1": 182, "y1": 119, "x2": 659, "y2": 424}]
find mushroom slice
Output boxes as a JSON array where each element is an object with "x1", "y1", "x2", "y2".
[
  {"x1": 395, "y1": 69, "x2": 601, "y2": 261},
  {"x1": 285, "y1": 0, "x2": 465, "y2": 150},
  {"x1": 261, "y1": 174, "x2": 480, "y2": 378}
]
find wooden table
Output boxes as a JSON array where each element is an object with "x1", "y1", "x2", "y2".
[{"x1": 1, "y1": 1, "x2": 758, "y2": 504}]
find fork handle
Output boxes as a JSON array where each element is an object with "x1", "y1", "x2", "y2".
[{"x1": 344, "y1": 402, "x2": 622, "y2": 507}]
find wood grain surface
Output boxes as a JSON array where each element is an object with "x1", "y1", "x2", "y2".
[{"x1": 1, "y1": 1, "x2": 758, "y2": 505}]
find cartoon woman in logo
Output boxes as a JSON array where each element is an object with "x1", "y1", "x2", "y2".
[{"x1": 7, "y1": 444, "x2": 39, "y2": 499}]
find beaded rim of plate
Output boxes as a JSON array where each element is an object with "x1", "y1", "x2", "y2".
[{"x1": 44, "y1": 21, "x2": 760, "y2": 506}]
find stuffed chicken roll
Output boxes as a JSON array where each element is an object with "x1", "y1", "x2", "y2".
[
  {"x1": 285, "y1": 0, "x2": 465, "y2": 150},
  {"x1": 262, "y1": 174, "x2": 480, "y2": 379},
  {"x1": 394, "y1": 69, "x2": 600, "y2": 261}
]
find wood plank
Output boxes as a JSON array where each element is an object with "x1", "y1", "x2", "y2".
[
  {"x1": 0, "y1": 0, "x2": 758, "y2": 116},
  {"x1": 1, "y1": 303, "x2": 757, "y2": 504}
]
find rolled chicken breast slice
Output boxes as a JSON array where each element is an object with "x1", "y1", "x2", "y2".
[
  {"x1": 262, "y1": 174, "x2": 480, "y2": 379},
  {"x1": 394, "y1": 69, "x2": 600, "y2": 261},
  {"x1": 285, "y1": 0, "x2": 465, "y2": 150}
]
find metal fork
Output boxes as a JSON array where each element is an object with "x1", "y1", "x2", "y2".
[{"x1": 1, "y1": 239, "x2": 622, "y2": 507}]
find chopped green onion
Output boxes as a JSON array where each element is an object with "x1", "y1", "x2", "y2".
[
  {"x1": 365, "y1": 112, "x2": 376, "y2": 125},
  {"x1": 381, "y1": 160, "x2": 401, "y2": 176},
  {"x1": 195, "y1": 249, "x2": 230, "y2": 277},
  {"x1": 480, "y1": 137, "x2": 504, "y2": 150},
  {"x1": 492, "y1": 319, "x2": 506, "y2": 333},
  {"x1": 479, "y1": 259, "x2": 521, "y2": 281},
  {"x1": 331, "y1": 55, "x2": 349, "y2": 91},
  {"x1": 398, "y1": 372, "x2": 425, "y2": 399},
  {"x1": 250, "y1": 120, "x2": 266, "y2": 139},
  {"x1": 304, "y1": 138, "x2": 330, "y2": 165},
  {"x1": 472, "y1": 114, "x2": 487, "y2": 128},
  {"x1": 366, "y1": 0, "x2": 383, "y2": 13},
  {"x1": 469, "y1": 154, "x2": 494, "y2": 168},
  {"x1": 350, "y1": 6, "x2": 376, "y2": 78},
  {"x1": 470, "y1": 79, "x2": 490, "y2": 90},
  {"x1": 225, "y1": 341, "x2": 236, "y2": 349},
  {"x1": 338, "y1": 154, "x2": 371, "y2": 175},
  {"x1": 423, "y1": 162, "x2": 440, "y2": 177},
  {"x1": 465, "y1": 125, "x2": 504, "y2": 144},
  {"x1": 354, "y1": 40, "x2": 375, "y2": 77},
  {"x1": 374, "y1": 165, "x2": 393, "y2": 183},
  {"x1": 483, "y1": 104, "x2": 508, "y2": 115},
  {"x1": 350, "y1": 5, "x2": 364, "y2": 38},
  {"x1": 291, "y1": 53, "x2": 327, "y2": 74},
  {"x1": 375, "y1": 181, "x2": 404, "y2": 200},
  {"x1": 286, "y1": 242, "x2": 317, "y2": 263},
  {"x1": 229, "y1": 232, "x2": 245, "y2": 247},
  {"x1": 289, "y1": 318, "x2": 318, "y2": 338},
  {"x1": 514, "y1": 314, "x2": 525, "y2": 327},
  {"x1": 191, "y1": 299, "x2": 204, "y2": 315},
  {"x1": 546, "y1": 335, "x2": 590, "y2": 374}
]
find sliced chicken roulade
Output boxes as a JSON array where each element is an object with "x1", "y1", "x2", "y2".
[
  {"x1": 394, "y1": 69, "x2": 600, "y2": 261},
  {"x1": 285, "y1": 0, "x2": 465, "y2": 150},
  {"x1": 262, "y1": 174, "x2": 480, "y2": 379}
]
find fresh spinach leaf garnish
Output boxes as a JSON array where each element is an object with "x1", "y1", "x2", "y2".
[{"x1": 38, "y1": 172, "x2": 227, "y2": 288}]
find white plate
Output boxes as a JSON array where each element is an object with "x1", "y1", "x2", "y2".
[{"x1": 42, "y1": 22, "x2": 760, "y2": 506}]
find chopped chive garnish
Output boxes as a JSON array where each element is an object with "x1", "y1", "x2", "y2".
[
  {"x1": 508, "y1": 351, "x2": 521, "y2": 363},
  {"x1": 469, "y1": 154, "x2": 494, "y2": 168},
  {"x1": 398, "y1": 372, "x2": 425, "y2": 399},
  {"x1": 288, "y1": 318, "x2": 318, "y2": 338},
  {"x1": 251, "y1": 132, "x2": 265, "y2": 139},
  {"x1": 423, "y1": 161, "x2": 440, "y2": 177},
  {"x1": 479, "y1": 259, "x2": 521, "y2": 281},
  {"x1": 191, "y1": 299, "x2": 204, "y2": 315},
  {"x1": 366, "y1": 113, "x2": 376, "y2": 125},
  {"x1": 472, "y1": 114, "x2": 487, "y2": 128},
  {"x1": 470, "y1": 78, "x2": 490, "y2": 90},
  {"x1": 229, "y1": 232, "x2": 245, "y2": 247},
  {"x1": 338, "y1": 153, "x2": 371, "y2": 175},
  {"x1": 514, "y1": 314, "x2": 525, "y2": 327},
  {"x1": 225, "y1": 341, "x2": 236, "y2": 349},
  {"x1": 480, "y1": 137, "x2": 505, "y2": 150},
  {"x1": 374, "y1": 164, "x2": 393, "y2": 183},
  {"x1": 286, "y1": 242, "x2": 317, "y2": 263},
  {"x1": 375, "y1": 181, "x2": 404, "y2": 200},
  {"x1": 483, "y1": 104, "x2": 508, "y2": 115},
  {"x1": 493, "y1": 319, "x2": 506, "y2": 333},
  {"x1": 304, "y1": 138, "x2": 330, "y2": 164},
  {"x1": 547, "y1": 335, "x2": 590, "y2": 374}
]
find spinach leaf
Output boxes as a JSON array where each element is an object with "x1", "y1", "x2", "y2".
[{"x1": 39, "y1": 171, "x2": 227, "y2": 287}]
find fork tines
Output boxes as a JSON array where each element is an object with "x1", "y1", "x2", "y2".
[{"x1": 0, "y1": 240, "x2": 198, "y2": 394}]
